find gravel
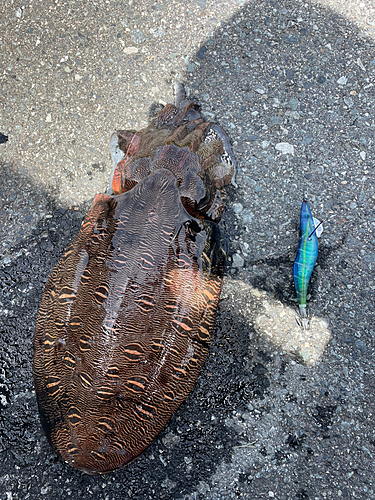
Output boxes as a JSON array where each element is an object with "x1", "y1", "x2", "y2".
[{"x1": 1, "y1": 0, "x2": 375, "y2": 499}]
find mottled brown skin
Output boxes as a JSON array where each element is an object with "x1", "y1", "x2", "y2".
[{"x1": 33, "y1": 100, "x2": 235, "y2": 474}]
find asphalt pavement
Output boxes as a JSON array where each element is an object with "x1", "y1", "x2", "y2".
[{"x1": 0, "y1": 0, "x2": 374, "y2": 499}]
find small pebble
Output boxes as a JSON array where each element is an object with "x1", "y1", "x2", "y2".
[
  {"x1": 287, "y1": 98, "x2": 299, "y2": 110},
  {"x1": 232, "y1": 203, "x2": 243, "y2": 214},
  {"x1": 275, "y1": 142, "x2": 294, "y2": 155},
  {"x1": 232, "y1": 253, "x2": 244, "y2": 268},
  {"x1": 15, "y1": 7, "x2": 24, "y2": 18},
  {"x1": 356, "y1": 58, "x2": 366, "y2": 71},
  {"x1": 337, "y1": 76, "x2": 348, "y2": 85},
  {"x1": 122, "y1": 47, "x2": 139, "y2": 54},
  {"x1": 241, "y1": 209, "x2": 253, "y2": 223},
  {"x1": 254, "y1": 85, "x2": 266, "y2": 94}
]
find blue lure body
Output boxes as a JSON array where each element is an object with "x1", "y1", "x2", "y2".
[{"x1": 293, "y1": 200, "x2": 319, "y2": 329}]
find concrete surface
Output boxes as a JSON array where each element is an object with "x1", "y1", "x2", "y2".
[{"x1": 0, "y1": 0, "x2": 374, "y2": 499}]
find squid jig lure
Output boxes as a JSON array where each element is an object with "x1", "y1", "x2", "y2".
[{"x1": 293, "y1": 200, "x2": 323, "y2": 329}]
